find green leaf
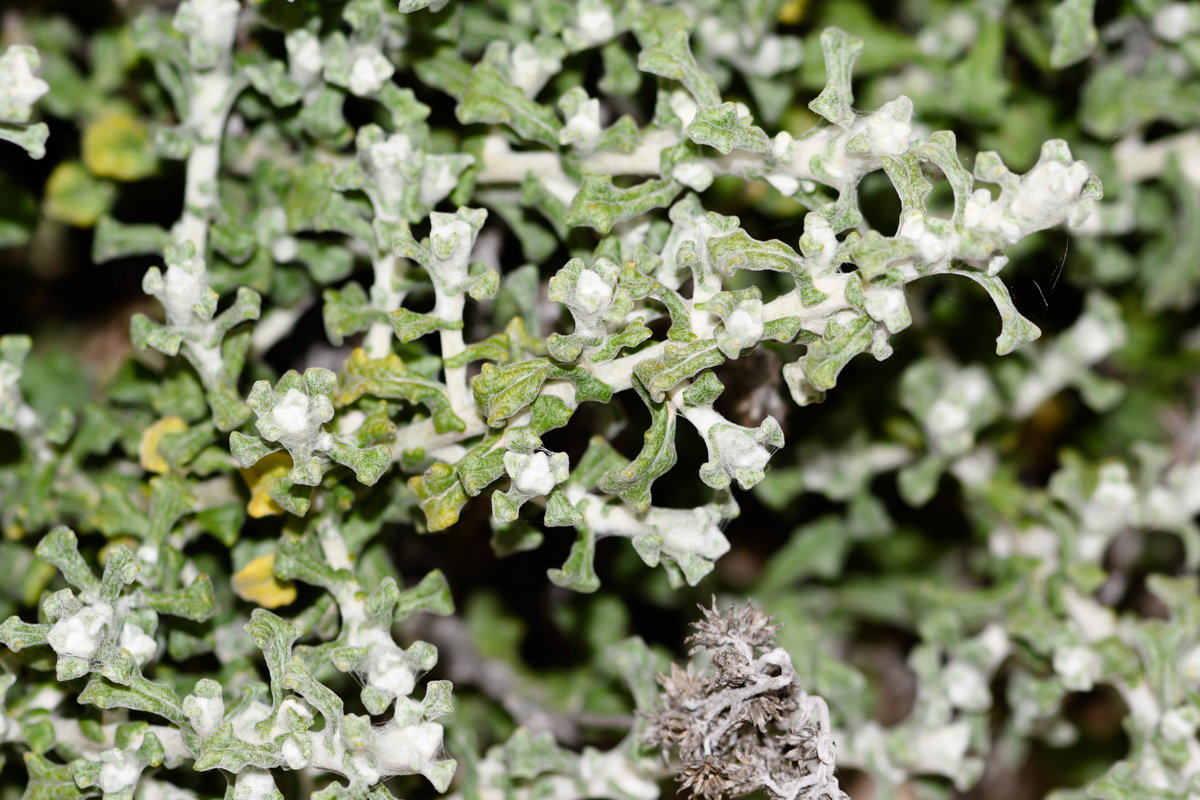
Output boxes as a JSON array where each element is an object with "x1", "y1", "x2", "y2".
[
  {"x1": 442, "y1": 333, "x2": 511, "y2": 369},
  {"x1": 409, "y1": 464, "x2": 470, "y2": 532},
  {"x1": 456, "y1": 62, "x2": 562, "y2": 147},
  {"x1": 606, "y1": 637, "x2": 664, "y2": 715},
  {"x1": 808, "y1": 27, "x2": 864, "y2": 128},
  {"x1": 564, "y1": 175, "x2": 681, "y2": 234},
  {"x1": 917, "y1": 131, "x2": 973, "y2": 227},
  {"x1": 0, "y1": 617, "x2": 50, "y2": 650},
  {"x1": 78, "y1": 674, "x2": 188, "y2": 727},
  {"x1": 338, "y1": 349, "x2": 465, "y2": 435},
  {"x1": 92, "y1": 216, "x2": 169, "y2": 263},
  {"x1": 497, "y1": 728, "x2": 576, "y2": 781},
  {"x1": 846, "y1": 231, "x2": 920, "y2": 282},
  {"x1": 322, "y1": 282, "x2": 385, "y2": 347},
  {"x1": 472, "y1": 360, "x2": 612, "y2": 427},
  {"x1": 394, "y1": 569, "x2": 455, "y2": 622},
  {"x1": 704, "y1": 228, "x2": 828, "y2": 306},
  {"x1": 600, "y1": 41, "x2": 641, "y2": 96},
  {"x1": 881, "y1": 152, "x2": 931, "y2": 220},
  {"x1": 389, "y1": 308, "x2": 462, "y2": 344},
  {"x1": 1050, "y1": 0, "x2": 1097, "y2": 69},
  {"x1": 547, "y1": 525, "x2": 600, "y2": 593},
  {"x1": 682, "y1": 371, "x2": 724, "y2": 407},
  {"x1": 686, "y1": 103, "x2": 769, "y2": 155},
  {"x1": 544, "y1": 488, "x2": 583, "y2": 528},
  {"x1": 470, "y1": 359, "x2": 550, "y2": 427},
  {"x1": 193, "y1": 723, "x2": 282, "y2": 772},
  {"x1": 0, "y1": 122, "x2": 50, "y2": 161},
  {"x1": 147, "y1": 474, "x2": 195, "y2": 548},
  {"x1": 636, "y1": 28, "x2": 720, "y2": 107},
  {"x1": 324, "y1": 439, "x2": 392, "y2": 486},
  {"x1": 422, "y1": 680, "x2": 454, "y2": 721},
  {"x1": 755, "y1": 516, "x2": 852, "y2": 593},
  {"x1": 142, "y1": 574, "x2": 215, "y2": 622},
  {"x1": 948, "y1": 269, "x2": 1041, "y2": 355},
  {"x1": 245, "y1": 609, "x2": 302, "y2": 710},
  {"x1": 412, "y1": 46, "x2": 473, "y2": 99},
  {"x1": 35, "y1": 527, "x2": 100, "y2": 597},
  {"x1": 274, "y1": 531, "x2": 341, "y2": 592},
  {"x1": 597, "y1": 377, "x2": 676, "y2": 512},
  {"x1": 633, "y1": 340, "x2": 725, "y2": 404},
  {"x1": 23, "y1": 753, "x2": 93, "y2": 800},
  {"x1": 490, "y1": 520, "x2": 544, "y2": 558},
  {"x1": 228, "y1": 432, "x2": 280, "y2": 469},
  {"x1": 785, "y1": 315, "x2": 874, "y2": 404}
]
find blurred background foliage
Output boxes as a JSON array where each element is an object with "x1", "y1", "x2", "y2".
[{"x1": 3, "y1": 0, "x2": 1200, "y2": 799}]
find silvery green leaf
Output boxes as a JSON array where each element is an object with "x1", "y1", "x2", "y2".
[
  {"x1": 784, "y1": 315, "x2": 874, "y2": 406},
  {"x1": 393, "y1": 569, "x2": 454, "y2": 623},
  {"x1": 412, "y1": 46, "x2": 472, "y2": 99},
  {"x1": 497, "y1": 728, "x2": 576, "y2": 780},
  {"x1": 456, "y1": 62, "x2": 561, "y2": 147},
  {"x1": 472, "y1": 359, "x2": 611, "y2": 427},
  {"x1": 408, "y1": 463, "x2": 470, "y2": 532},
  {"x1": 322, "y1": 283, "x2": 385, "y2": 348},
  {"x1": 91, "y1": 217, "x2": 169, "y2": 263},
  {"x1": 564, "y1": 176, "x2": 682, "y2": 234},
  {"x1": 129, "y1": 315, "x2": 183, "y2": 357},
  {"x1": 274, "y1": 530, "x2": 342, "y2": 593},
  {"x1": 245, "y1": 608, "x2": 301, "y2": 710},
  {"x1": 192, "y1": 723, "x2": 282, "y2": 772},
  {"x1": 78, "y1": 674, "x2": 188, "y2": 728},
  {"x1": 338, "y1": 349, "x2": 465, "y2": 435},
  {"x1": 324, "y1": 439, "x2": 391, "y2": 486},
  {"x1": 35, "y1": 527, "x2": 101, "y2": 596},
  {"x1": 846, "y1": 232, "x2": 919, "y2": 282},
  {"x1": 947, "y1": 269, "x2": 1040, "y2": 355},
  {"x1": 755, "y1": 516, "x2": 852, "y2": 593},
  {"x1": 471, "y1": 360, "x2": 554, "y2": 427},
  {"x1": 882, "y1": 152, "x2": 931, "y2": 220},
  {"x1": 704, "y1": 228, "x2": 828, "y2": 306},
  {"x1": 636, "y1": 28, "x2": 720, "y2": 107},
  {"x1": 686, "y1": 103, "x2": 769, "y2": 155},
  {"x1": 897, "y1": 454, "x2": 947, "y2": 508},
  {"x1": 142, "y1": 575, "x2": 215, "y2": 622},
  {"x1": 153, "y1": 125, "x2": 191, "y2": 160},
  {"x1": 1050, "y1": 0, "x2": 1098, "y2": 69},
  {"x1": 633, "y1": 340, "x2": 725, "y2": 404},
  {"x1": 228, "y1": 432, "x2": 279, "y2": 469},
  {"x1": 23, "y1": 753, "x2": 93, "y2": 800},
  {"x1": 0, "y1": 616, "x2": 50, "y2": 650},
  {"x1": 809, "y1": 27, "x2": 863, "y2": 128},
  {"x1": 918, "y1": 131, "x2": 973, "y2": 227},
  {"x1": 547, "y1": 524, "x2": 600, "y2": 593},
  {"x1": 0, "y1": 121, "x2": 49, "y2": 160},
  {"x1": 597, "y1": 377, "x2": 676, "y2": 513},
  {"x1": 147, "y1": 474, "x2": 195, "y2": 549},
  {"x1": 244, "y1": 60, "x2": 303, "y2": 107},
  {"x1": 599, "y1": 40, "x2": 640, "y2": 96}
]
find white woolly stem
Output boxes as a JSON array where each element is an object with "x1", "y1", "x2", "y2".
[
  {"x1": 365, "y1": 251, "x2": 404, "y2": 359},
  {"x1": 176, "y1": 70, "x2": 237, "y2": 255}
]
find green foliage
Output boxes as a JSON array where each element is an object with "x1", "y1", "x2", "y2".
[{"x1": 3, "y1": 0, "x2": 1199, "y2": 799}]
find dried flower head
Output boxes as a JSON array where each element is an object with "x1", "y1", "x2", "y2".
[{"x1": 645, "y1": 599, "x2": 849, "y2": 800}]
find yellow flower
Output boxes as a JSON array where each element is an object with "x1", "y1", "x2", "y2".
[
  {"x1": 139, "y1": 416, "x2": 188, "y2": 474},
  {"x1": 240, "y1": 451, "x2": 293, "y2": 518},
  {"x1": 231, "y1": 552, "x2": 297, "y2": 609}
]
